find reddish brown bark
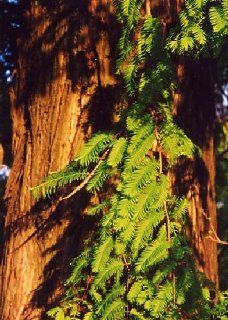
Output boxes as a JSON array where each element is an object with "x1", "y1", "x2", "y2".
[
  {"x1": 151, "y1": 0, "x2": 218, "y2": 290},
  {"x1": 172, "y1": 57, "x2": 218, "y2": 290},
  {"x1": 0, "y1": 1, "x2": 119, "y2": 319},
  {"x1": 0, "y1": 1, "x2": 218, "y2": 319}
]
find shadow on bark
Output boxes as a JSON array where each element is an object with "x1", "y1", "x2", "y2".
[
  {"x1": 171, "y1": 156, "x2": 211, "y2": 266},
  {"x1": 171, "y1": 56, "x2": 218, "y2": 287},
  {"x1": 1, "y1": 1, "x2": 122, "y2": 318},
  {"x1": 16, "y1": 0, "x2": 120, "y2": 107},
  {"x1": 4, "y1": 188, "x2": 98, "y2": 318}
]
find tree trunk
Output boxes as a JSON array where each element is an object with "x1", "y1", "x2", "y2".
[
  {"x1": 0, "y1": 1, "x2": 218, "y2": 319},
  {"x1": 151, "y1": 0, "x2": 218, "y2": 291},
  {"x1": 172, "y1": 57, "x2": 218, "y2": 291},
  {"x1": 0, "y1": 1, "x2": 119, "y2": 319}
]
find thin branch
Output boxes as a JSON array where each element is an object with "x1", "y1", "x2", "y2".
[
  {"x1": 205, "y1": 235, "x2": 228, "y2": 246},
  {"x1": 155, "y1": 124, "x2": 171, "y2": 243},
  {"x1": 164, "y1": 201, "x2": 171, "y2": 242},
  {"x1": 154, "y1": 125, "x2": 163, "y2": 174},
  {"x1": 122, "y1": 254, "x2": 130, "y2": 320},
  {"x1": 173, "y1": 274, "x2": 176, "y2": 306},
  {"x1": 203, "y1": 211, "x2": 228, "y2": 245},
  {"x1": 10, "y1": 150, "x2": 110, "y2": 253},
  {"x1": 59, "y1": 149, "x2": 110, "y2": 202}
]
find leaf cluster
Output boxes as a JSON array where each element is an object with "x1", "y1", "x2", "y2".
[
  {"x1": 167, "y1": 0, "x2": 228, "y2": 56},
  {"x1": 32, "y1": 1, "x2": 227, "y2": 319}
]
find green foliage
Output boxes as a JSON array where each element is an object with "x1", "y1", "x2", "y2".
[
  {"x1": 31, "y1": 132, "x2": 114, "y2": 199},
  {"x1": 100, "y1": 299, "x2": 125, "y2": 320},
  {"x1": 86, "y1": 161, "x2": 111, "y2": 192},
  {"x1": 130, "y1": 309, "x2": 147, "y2": 320},
  {"x1": 210, "y1": 291, "x2": 228, "y2": 319},
  {"x1": 78, "y1": 133, "x2": 114, "y2": 166},
  {"x1": 34, "y1": 1, "x2": 228, "y2": 319},
  {"x1": 131, "y1": 212, "x2": 164, "y2": 258},
  {"x1": 160, "y1": 105, "x2": 196, "y2": 164},
  {"x1": 93, "y1": 259, "x2": 123, "y2": 292},
  {"x1": 92, "y1": 237, "x2": 113, "y2": 273},
  {"x1": 209, "y1": 0, "x2": 228, "y2": 34},
  {"x1": 65, "y1": 248, "x2": 92, "y2": 286},
  {"x1": 126, "y1": 134, "x2": 155, "y2": 170},
  {"x1": 123, "y1": 159, "x2": 158, "y2": 197},
  {"x1": 150, "y1": 280, "x2": 173, "y2": 317},
  {"x1": 31, "y1": 166, "x2": 87, "y2": 200},
  {"x1": 136, "y1": 239, "x2": 171, "y2": 272},
  {"x1": 47, "y1": 308, "x2": 70, "y2": 320},
  {"x1": 107, "y1": 137, "x2": 128, "y2": 167},
  {"x1": 167, "y1": 0, "x2": 228, "y2": 56}
]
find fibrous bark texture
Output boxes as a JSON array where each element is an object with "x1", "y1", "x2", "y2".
[
  {"x1": 151, "y1": 0, "x2": 218, "y2": 290},
  {"x1": 0, "y1": 1, "x2": 119, "y2": 319},
  {"x1": 173, "y1": 57, "x2": 218, "y2": 290},
  {"x1": 0, "y1": 1, "x2": 218, "y2": 319}
]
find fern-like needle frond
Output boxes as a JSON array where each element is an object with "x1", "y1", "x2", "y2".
[{"x1": 136, "y1": 239, "x2": 171, "y2": 272}]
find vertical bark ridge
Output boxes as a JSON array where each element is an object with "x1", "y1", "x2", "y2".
[
  {"x1": 1, "y1": 1, "x2": 120, "y2": 319},
  {"x1": 151, "y1": 0, "x2": 218, "y2": 290},
  {"x1": 172, "y1": 57, "x2": 218, "y2": 290}
]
